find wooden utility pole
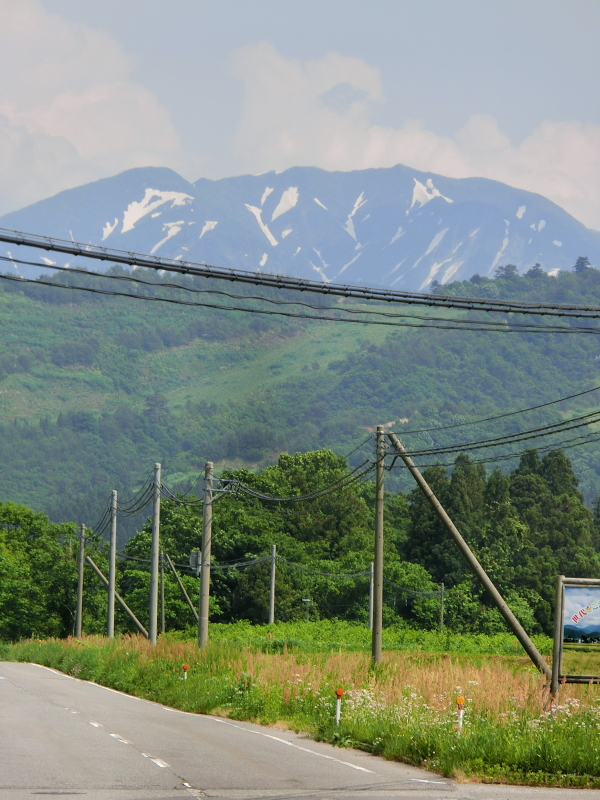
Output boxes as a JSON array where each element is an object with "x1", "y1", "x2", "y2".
[
  {"x1": 198, "y1": 461, "x2": 213, "y2": 647},
  {"x1": 269, "y1": 544, "x2": 276, "y2": 624},
  {"x1": 387, "y1": 431, "x2": 552, "y2": 680},
  {"x1": 107, "y1": 490, "x2": 117, "y2": 638},
  {"x1": 75, "y1": 524, "x2": 85, "y2": 638},
  {"x1": 149, "y1": 462, "x2": 161, "y2": 645},
  {"x1": 372, "y1": 426, "x2": 385, "y2": 664}
]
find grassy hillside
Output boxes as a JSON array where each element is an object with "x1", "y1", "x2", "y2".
[{"x1": 2, "y1": 264, "x2": 600, "y2": 533}]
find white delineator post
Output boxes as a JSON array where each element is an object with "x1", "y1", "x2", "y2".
[
  {"x1": 457, "y1": 697, "x2": 465, "y2": 731},
  {"x1": 335, "y1": 688, "x2": 344, "y2": 725}
]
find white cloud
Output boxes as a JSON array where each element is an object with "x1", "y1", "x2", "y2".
[
  {"x1": 231, "y1": 43, "x2": 600, "y2": 231},
  {"x1": 0, "y1": 0, "x2": 195, "y2": 215}
]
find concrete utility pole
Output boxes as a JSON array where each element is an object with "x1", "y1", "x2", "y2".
[
  {"x1": 368, "y1": 562, "x2": 374, "y2": 630},
  {"x1": 387, "y1": 431, "x2": 552, "y2": 680},
  {"x1": 439, "y1": 582, "x2": 445, "y2": 632},
  {"x1": 372, "y1": 426, "x2": 385, "y2": 664},
  {"x1": 198, "y1": 461, "x2": 213, "y2": 647},
  {"x1": 107, "y1": 490, "x2": 117, "y2": 638},
  {"x1": 75, "y1": 524, "x2": 85, "y2": 638},
  {"x1": 149, "y1": 462, "x2": 161, "y2": 645},
  {"x1": 160, "y1": 551, "x2": 165, "y2": 635},
  {"x1": 269, "y1": 544, "x2": 276, "y2": 624}
]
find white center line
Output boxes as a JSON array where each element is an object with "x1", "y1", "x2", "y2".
[
  {"x1": 109, "y1": 733, "x2": 131, "y2": 744},
  {"x1": 89, "y1": 721, "x2": 103, "y2": 728},
  {"x1": 142, "y1": 753, "x2": 170, "y2": 768}
]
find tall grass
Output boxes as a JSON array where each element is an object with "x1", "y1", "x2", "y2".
[{"x1": 4, "y1": 626, "x2": 600, "y2": 788}]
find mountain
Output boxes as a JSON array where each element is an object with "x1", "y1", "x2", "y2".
[{"x1": 1, "y1": 164, "x2": 599, "y2": 291}]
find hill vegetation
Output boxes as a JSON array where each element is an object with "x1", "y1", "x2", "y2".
[{"x1": 1, "y1": 261, "x2": 600, "y2": 533}]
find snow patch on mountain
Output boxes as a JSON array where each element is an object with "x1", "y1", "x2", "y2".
[
  {"x1": 121, "y1": 189, "x2": 193, "y2": 234},
  {"x1": 102, "y1": 218, "x2": 118, "y2": 241},
  {"x1": 261, "y1": 187, "x2": 274, "y2": 206},
  {"x1": 411, "y1": 228, "x2": 450, "y2": 272},
  {"x1": 150, "y1": 221, "x2": 185, "y2": 254},
  {"x1": 281, "y1": 229, "x2": 293, "y2": 238},
  {"x1": 314, "y1": 198, "x2": 328, "y2": 210},
  {"x1": 271, "y1": 187, "x2": 299, "y2": 221},
  {"x1": 516, "y1": 206, "x2": 526, "y2": 219},
  {"x1": 390, "y1": 226, "x2": 404, "y2": 244},
  {"x1": 199, "y1": 221, "x2": 218, "y2": 239},
  {"x1": 408, "y1": 178, "x2": 453, "y2": 214},
  {"x1": 337, "y1": 253, "x2": 362, "y2": 278},
  {"x1": 344, "y1": 193, "x2": 367, "y2": 240},
  {"x1": 260, "y1": 253, "x2": 268, "y2": 267},
  {"x1": 245, "y1": 205, "x2": 278, "y2": 246}
]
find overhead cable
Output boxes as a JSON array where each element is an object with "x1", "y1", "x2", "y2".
[{"x1": 3, "y1": 227, "x2": 600, "y2": 319}]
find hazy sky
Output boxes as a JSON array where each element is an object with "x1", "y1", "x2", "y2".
[{"x1": 1, "y1": 0, "x2": 599, "y2": 228}]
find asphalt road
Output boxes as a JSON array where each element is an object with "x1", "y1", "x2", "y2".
[{"x1": 1, "y1": 661, "x2": 598, "y2": 800}]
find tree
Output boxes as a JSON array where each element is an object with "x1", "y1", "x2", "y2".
[
  {"x1": 574, "y1": 256, "x2": 591, "y2": 273},
  {"x1": 525, "y1": 263, "x2": 545, "y2": 278},
  {"x1": 494, "y1": 264, "x2": 519, "y2": 279}
]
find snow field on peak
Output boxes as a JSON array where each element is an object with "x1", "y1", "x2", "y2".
[
  {"x1": 121, "y1": 189, "x2": 194, "y2": 234},
  {"x1": 271, "y1": 187, "x2": 299, "y2": 221}
]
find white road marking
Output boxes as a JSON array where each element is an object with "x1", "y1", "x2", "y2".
[
  {"x1": 142, "y1": 753, "x2": 170, "y2": 768},
  {"x1": 207, "y1": 717, "x2": 374, "y2": 773},
  {"x1": 89, "y1": 721, "x2": 103, "y2": 728},
  {"x1": 409, "y1": 778, "x2": 448, "y2": 784},
  {"x1": 109, "y1": 733, "x2": 131, "y2": 744}
]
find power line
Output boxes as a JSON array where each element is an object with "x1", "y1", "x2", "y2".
[
  {"x1": 5, "y1": 270, "x2": 599, "y2": 335},
  {"x1": 394, "y1": 384, "x2": 600, "y2": 436},
  {"x1": 3, "y1": 227, "x2": 600, "y2": 319},
  {"x1": 391, "y1": 408, "x2": 600, "y2": 458},
  {"x1": 3, "y1": 252, "x2": 599, "y2": 334}
]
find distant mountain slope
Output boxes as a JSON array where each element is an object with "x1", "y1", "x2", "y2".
[{"x1": 1, "y1": 164, "x2": 599, "y2": 291}]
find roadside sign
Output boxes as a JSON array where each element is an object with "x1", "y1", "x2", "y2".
[{"x1": 552, "y1": 576, "x2": 600, "y2": 691}]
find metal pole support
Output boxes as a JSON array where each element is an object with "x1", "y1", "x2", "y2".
[{"x1": 372, "y1": 427, "x2": 384, "y2": 664}]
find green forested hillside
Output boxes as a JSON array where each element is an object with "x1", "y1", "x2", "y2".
[{"x1": 1, "y1": 263, "x2": 600, "y2": 534}]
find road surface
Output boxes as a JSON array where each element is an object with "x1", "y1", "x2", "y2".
[{"x1": 0, "y1": 661, "x2": 597, "y2": 800}]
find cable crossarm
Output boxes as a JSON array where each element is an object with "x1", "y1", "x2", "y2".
[
  {"x1": 228, "y1": 461, "x2": 373, "y2": 503},
  {"x1": 4, "y1": 226, "x2": 600, "y2": 320},
  {"x1": 389, "y1": 408, "x2": 600, "y2": 458}
]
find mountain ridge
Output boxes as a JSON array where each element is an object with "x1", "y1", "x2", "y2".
[{"x1": 1, "y1": 163, "x2": 599, "y2": 291}]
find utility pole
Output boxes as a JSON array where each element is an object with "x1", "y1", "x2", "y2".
[
  {"x1": 149, "y1": 462, "x2": 161, "y2": 645},
  {"x1": 160, "y1": 551, "x2": 165, "y2": 634},
  {"x1": 107, "y1": 490, "x2": 117, "y2": 638},
  {"x1": 368, "y1": 561, "x2": 374, "y2": 630},
  {"x1": 269, "y1": 544, "x2": 276, "y2": 624},
  {"x1": 75, "y1": 524, "x2": 85, "y2": 638},
  {"x1": 372, "y1": 426, "x2": 385, "y2": 664},
  {"x1": 439, "y1": 583, "x2": 445, "y2": 632},
  {"x1": 198, "y1": 461, "x2": 213, "y2": 647},
  {"x1": 387, "y1": 431, "x2": 552, "y2": 680}
]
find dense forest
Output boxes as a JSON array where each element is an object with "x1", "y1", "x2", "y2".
[
  {"x1": 1, "y1": 260, "x2": 600, "y2": 535},
  {"x1": 2, "y1": 446, "x2": 599, "y2": 642}
]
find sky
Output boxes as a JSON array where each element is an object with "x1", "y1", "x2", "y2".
[{"x1": 1, "y1": 0, "x2": 599, "y2": 228}]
